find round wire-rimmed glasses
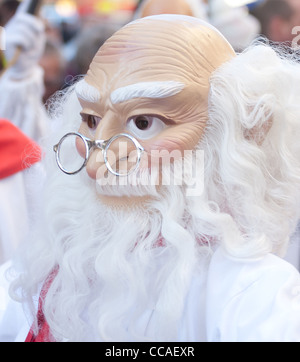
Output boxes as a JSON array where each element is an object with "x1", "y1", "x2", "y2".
[{"x1": 53, "y1": 132, "x2": 145, "y2": 177}]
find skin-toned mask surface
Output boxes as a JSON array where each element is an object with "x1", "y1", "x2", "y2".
[{"x1": 77, "y1": 15, "x2": 235, "y2": 205}]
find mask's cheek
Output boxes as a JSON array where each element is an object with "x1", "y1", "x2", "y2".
[
  {"x1": 141, "y1": 122, "x2": 205, "y2": 169},
  {"x1": 75, "y1": 136, "x2": 87, "y2": 159}
]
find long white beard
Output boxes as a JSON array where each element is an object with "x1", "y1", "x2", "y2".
[
  {"x1": 8, "y1": 87, "x2": 210, "y2": 342},
  {"x1": 14, "y1": 153, "x2": 212, "y2": 342}
]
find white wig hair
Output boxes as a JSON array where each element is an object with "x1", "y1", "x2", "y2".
[
  {"x1": 201, "y1": 42, "x2": 300, "y2": 259},
  {"x1": 9, "y1": 43, "x2": 300, "y2": 341}
]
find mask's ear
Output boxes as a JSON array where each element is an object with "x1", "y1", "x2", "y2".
[{"x1": 244, "y1": 118, "x2": 273, "y2": 146}]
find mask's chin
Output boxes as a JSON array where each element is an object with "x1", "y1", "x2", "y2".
[
  {"x1": 96, "y1": 194, "x2": 155, "y2": 209},
  {"x1": 94, "y1": 166, "x2": 161, "y2": 208}
]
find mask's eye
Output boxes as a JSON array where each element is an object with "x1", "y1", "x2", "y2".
[
  {"x1": 127, "y1": 115, "x2": 166, "y2": 140},
  {"x1": 81, "y1": 114, "x2": 101, "y2": 130},
  {"x1": 87, "y1": 115, "x2": 101, "y2": 129},
  {"x1": 135, "y1": 116, "x2": 151, "y2": 130}
]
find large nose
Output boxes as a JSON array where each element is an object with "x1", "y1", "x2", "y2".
[
  {"x1": 86, "y1": 148, "x2": 104, "y2": 180},
  {"x1": 85, "y1": 112, "x2": 122, "y2": 180},
  {"x1": 86, "y1": 137, "x2": 137, "y2": 179}
]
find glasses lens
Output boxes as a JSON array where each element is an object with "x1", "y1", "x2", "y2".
[
  {"x1": 57, "y1": 134, "x2": 87, "y2": 174},
  {"x1": 105, "y1": 135, "x2": 140, "y2": 176}
]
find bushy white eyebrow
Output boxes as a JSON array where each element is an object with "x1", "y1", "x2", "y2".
[
  {"x1": 110, "y1": 81, "x2": 185, "y2": 104},
  {"x1": 75, "y1": 80, "x2": 101, "y2": 103}
]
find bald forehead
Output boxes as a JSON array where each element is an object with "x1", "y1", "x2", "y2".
[
  {"x1": 86, "y1": 15, "x2": 235, "y2": 95},
  {"x1": 97, "y1": 16, "x2": 231, "y2": 60}
]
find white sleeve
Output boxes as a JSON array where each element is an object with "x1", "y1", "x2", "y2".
[
  {"x1": 0, "y1": 262, "x2": 31, "y2": 342},
  {"x1": 0, "y1": 8, "x2": 48, "y2": 141},
  {"x1": 206, "y1": 248, "x2": 300, "y2": 342},
  {"x1": 0, "y1": 173, "x2": 29, "y2": 265}
]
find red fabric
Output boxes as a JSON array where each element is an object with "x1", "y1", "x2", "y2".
[
  {"x1": 25, "y1": 313, "x2": 52, "y2": 342},
  {"x1": 0, "y1": 119, "x2": 41, "y2": 179},
  {"x1": 25, "y1": 269, "x2": 58, "y2": 342}
]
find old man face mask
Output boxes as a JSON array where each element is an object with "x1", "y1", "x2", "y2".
[{"x1": 67, "y1": 15, "x2": 235, "y2": 206}]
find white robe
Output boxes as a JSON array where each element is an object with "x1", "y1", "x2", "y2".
[
  {"x1": 0, "y1": 172, "x2": 29, "y2": 266},
  {"x1": 1, "y1": 247, "x2": 300, "y2": 342},
  {"x1": 0, "y1": 163, "x2": 45, "y2": 267}
]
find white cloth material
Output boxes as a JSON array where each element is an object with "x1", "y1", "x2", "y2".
[
  {"x1": 184, "y1": 0, "x2": 208, "y2": 20},
  {"x1": 4, "y1": 9, "x2": 46, "y2": 80},
  {"x1": 206, "y1": 249, "x2": 300, "y2": 342},
  {"x1": 0, "y1": 163, "x2": 45, "y2": 266},
  {"x1": 285, "y1": 226, "x2": 300, "y2": 271},
  {"x1": 0, "y1": 9, "x2": 48, "y2": 142},
  {"x1": 1, "y1": 247, "x2": 300, "y2": 342},
  {"x1": 0, "y1": 67, "x2": 48, "y2": 142},
  {"x1": 0, "y1": 172, "x2": 29, "y2": 266},
  {"x1": 0, "y1": 262, "x2": 31, "y2": 342}
]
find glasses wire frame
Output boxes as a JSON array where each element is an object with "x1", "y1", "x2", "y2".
[{"x1": 53, "y1": 132, "x2": 145, "y2": 177}]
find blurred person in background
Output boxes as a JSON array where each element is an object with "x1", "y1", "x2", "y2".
[
  {"x1": 39, "y1": 39, "x2": 67, "y2": 105},
  {"x1": 209, "y1": 0, "x2": 261, "y2": 51},
  {"x1": 1, "y1": 1, "x2": 68, "y2": 106},
  {"x1": 0, "y1": 0, "x2": 19, "y2": 27},
  {"x1": 134, "y1": 0, "x2": 208, "y2": 20},
  {"x1": 69, "y1": 22, "x2": 121, "y2": 77},
  {"x1": 0, "y1": 0, "x2": 20, "y2": 72},
  {"x1": 135, "y1": 0, "x2": 260, "y2": 51},
  {"x1": 0, "y1": 0, "x2": 48, "y2": 142},
  {"x1": 134, "y1": 0, "x2": 208, "y2": 19},
  {"x1": 250, "y1": 0, "x2": 300, "y2": 44}
]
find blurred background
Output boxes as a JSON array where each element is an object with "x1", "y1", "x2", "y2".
[
  {"x1": 0, "y1": 0, "x2": 270, "y2": 102},
  {"x1": 1, "y1": 0, "x2": 288, "y2": 105}
]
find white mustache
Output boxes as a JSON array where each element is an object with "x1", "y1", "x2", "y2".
[
  {"x1": 95, "y1": 166, "x2": 160, "y2": 197},
  {"x1": 95, "y1": 150, "x2": 205, "y2": 198}
]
